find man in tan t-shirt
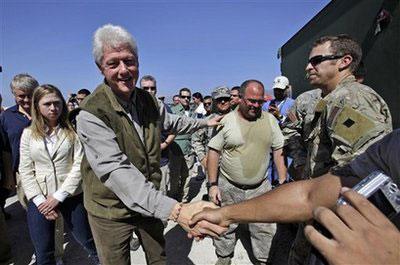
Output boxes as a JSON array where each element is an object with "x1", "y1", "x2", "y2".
[{"x1": 207, "y1": 80, "x2": 287, "y2": 265}]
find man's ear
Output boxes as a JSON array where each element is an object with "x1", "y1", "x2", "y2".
[{"x1": 338, "y1": 54, "x2": 353, "y2": 71}]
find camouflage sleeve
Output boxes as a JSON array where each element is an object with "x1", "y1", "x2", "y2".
[
  {"x1": 281, "y1": 103, "x2": 307, "y2": 168},
  {"x1": 160, "y1": 101, "x2": 208, "y2": 135},
  {"x1": 328, "y1": 87, "x2": 392, "y2": 166},
  {"x1": 191, "y1": 128, "x2": 207, "y2": 162}
]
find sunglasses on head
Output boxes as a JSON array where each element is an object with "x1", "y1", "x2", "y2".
[
  {"x1": 180, "y1": 95, "x2": 191, "y2": 99},
  {"x1": 143, "y1": 86, "x2": 156, "y2": 91},
  {"x1": 308, "y1": 54, "x2": 344, "y2": 66}
]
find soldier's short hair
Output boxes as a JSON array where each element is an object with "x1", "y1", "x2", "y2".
[
  {"x1": 140, "y1": 75, "x2": 157, "y2": 87},
  {"x1": 179, "y1": 87, "x2": 191, "y2": 96},
  {"x1": 312, "y1": 34, "x2": 362, "y2": 72},
  {"x1": 239, "y1": 80, "x2": 264, "y2": 96},
  {"x1": 231, "y1": 86, "x2": 240, "y2": 93},
  {"x1": 77, "y1": 88, "x2": 91, "y2": 96}
]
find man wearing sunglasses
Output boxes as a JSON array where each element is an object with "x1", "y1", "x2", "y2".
[
  {"x1": 206, "y1": 80, "x2": 286, "y2": 265},
  {"x1": 203, "y1": 96, "x2": 213, "y2": 116},
  {"x1": 140, "y1": 75, "x2": 158, "y2": 97},
  {"x1": 284, "y1": 34, "x2": 393, "y2": 265},
  {"x1": 170, "y1": 88, "x2": 198, "y2": 202},
  {"x1": 192, "y1": 87, "x2": 231, "y2": 174},
  {"x1": 303, "y1": 34, "x2": 392, "y2": 181},
  {"x1": 140, "y1": 75, "x2": 176, "y2": 197}
]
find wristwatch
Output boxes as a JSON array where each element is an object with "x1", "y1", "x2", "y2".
[{"x1": 206, "y1": 181, "x2": 218, "y2": 189}]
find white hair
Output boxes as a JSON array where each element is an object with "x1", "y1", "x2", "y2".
[{"x1": 92, "y1": 24, "x2": 138, "y2": 65}]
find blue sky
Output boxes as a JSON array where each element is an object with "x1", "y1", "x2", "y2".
[{"x1": 1, "y1": 0, "x2": 329, "y2": 106}]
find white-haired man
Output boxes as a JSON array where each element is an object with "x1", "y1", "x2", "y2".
[{"x1": 74, "y1": 24, "x2": 219, "y2": 265}]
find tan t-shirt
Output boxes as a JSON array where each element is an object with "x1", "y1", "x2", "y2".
[{"x1": 208, "y1": 108, "x2": 284, "y2": 185}]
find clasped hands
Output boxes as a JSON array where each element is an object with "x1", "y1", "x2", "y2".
[
  {"x1": 37, "y1": 195, "x2": 60, "y2": 220},
  {"x1": 169, "y1": 200, "x2": 229, "y2": 241}
]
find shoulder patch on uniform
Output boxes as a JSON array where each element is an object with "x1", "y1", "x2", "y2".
[{"x1": 331, "y1": 106, "x2": 375, "y2": 146}]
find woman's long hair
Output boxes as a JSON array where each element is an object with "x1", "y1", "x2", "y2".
[{"x1": 30, "y1": 84, "x2": 75, "y2": 141}]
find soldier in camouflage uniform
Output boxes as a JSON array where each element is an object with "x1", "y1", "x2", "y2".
[
  {"x1": 192, "y1": 86, "x2": 231, "y2": 171},
  {"x1": 170, "y1": 88, "x2": 199, "y2": 202},
  {"x1": 286, "y1": 35, "x2": 392, "y2": 265},
  {"x1": 282, "y1": 89, "x2": 322, "y2": 180}
]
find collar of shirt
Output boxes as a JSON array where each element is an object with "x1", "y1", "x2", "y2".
[
  {"x1": 44, "y1": 125, "x2": 60, "y2": 140},
  {"x1": 44, "y1": 125, "x2": 61, "y2": 155},
  {"x1": 116, "y1": 89, "x2": 137, "y2": 114}
]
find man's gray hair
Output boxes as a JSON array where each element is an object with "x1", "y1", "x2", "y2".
[
  {"x1": 140, "y1": 75, "x2": 157, "y2": 87},
  {"x1": 10, "y1": 73, "x2": 39, "y2": 94},
  {"x1": 93, "y1": 24, "x2": 139, "y2": 65}
]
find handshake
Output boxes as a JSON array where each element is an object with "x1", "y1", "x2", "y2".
[{"x1": 169, "y1": 200, "x2": 230, "y2": 240}]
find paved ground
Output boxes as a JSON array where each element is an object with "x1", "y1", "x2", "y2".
[{"x1": 4, "y1": 177, "x2": 253, "y2": 265}]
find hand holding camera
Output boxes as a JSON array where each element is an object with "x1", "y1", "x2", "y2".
[
  {"x1": 305, "y1": 187, "x2": 400, "y2": 265},
  {"x1": 268, "y1": 103, "x2": 282, "y2": 119},
  {"x1": 306, "y1": 172, "x2": 400, "y2": 265}
]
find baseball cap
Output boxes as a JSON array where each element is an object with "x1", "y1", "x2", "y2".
[
  {"x1": 272, "y1": 76, "x2": 289, "y2": 90},
  {"x1": 212, "y1": 86, "x2": 231, "y2": 99}
]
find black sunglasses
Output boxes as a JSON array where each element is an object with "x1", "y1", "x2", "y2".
[
  {"x1": 180, "y1": 95, "x2": 191, "y2": 99},
  {"x1": 308, "y1": 54, "x2": 343, "y2": 66},
  {"x1": 143, "y1": 86, "x2": 156, "y2": 91},
  {"x1": 204, "y1": 102, "x2": 212, "y2": 106},
  {"x1": 216, "y1": 97, "x2": 230, "y2": 103}
]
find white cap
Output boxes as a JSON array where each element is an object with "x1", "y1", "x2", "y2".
[{"x1": 272, "y1": 76, "x2": 289, "y2": 90}]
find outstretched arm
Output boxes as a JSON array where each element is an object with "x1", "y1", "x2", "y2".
[{"x1": 190, "y1": 173, "x2": 343, "y2": 237}]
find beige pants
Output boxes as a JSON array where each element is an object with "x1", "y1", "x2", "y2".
[{"x1": 213, "y1": 177, "x2": 276, "y2": 263}]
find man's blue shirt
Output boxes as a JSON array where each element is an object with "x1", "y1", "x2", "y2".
[
  {"x1": 0, "y1": 105, "x2": 31, "y2": 172},
  {"x1": 262, "y1": 97, "x2": 295, "y2": 124}
]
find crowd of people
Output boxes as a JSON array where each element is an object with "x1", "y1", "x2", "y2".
[{"x1": 0, "y1": 23, "x2": 399, "y2": 265}]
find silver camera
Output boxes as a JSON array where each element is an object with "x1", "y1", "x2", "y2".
[
  {"x1": 338, "y1": 171, "x2": 400, "y2": 223},
  {"x1": 308, "y1": 172, "x2": 400, "y2": 265}
]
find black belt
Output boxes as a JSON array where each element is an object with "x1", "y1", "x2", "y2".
[{"x1": 225, "y1": 177, "x2": 265, "y2": 190}]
